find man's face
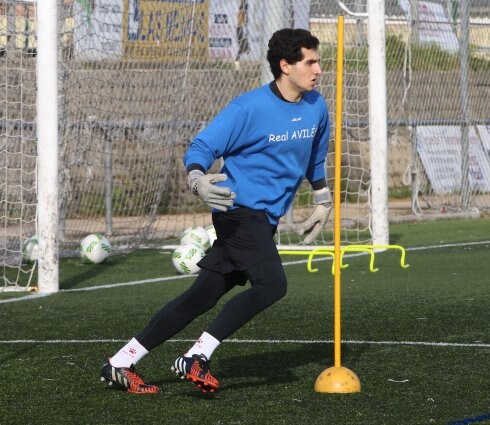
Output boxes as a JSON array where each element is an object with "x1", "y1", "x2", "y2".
[{"x1": 286, "y1": 47, "x2": 322, "y2": 92}]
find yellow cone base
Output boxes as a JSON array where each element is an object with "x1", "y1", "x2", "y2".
[{"x1": 314, "y1": 366, "x2": 361, "y2": 393}]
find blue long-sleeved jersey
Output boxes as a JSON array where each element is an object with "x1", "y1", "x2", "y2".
[{"x1": 184, "y1": 83, "x2": 330, "y2": 225}]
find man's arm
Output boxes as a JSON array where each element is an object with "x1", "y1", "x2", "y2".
[{"x1": 183, "y1": 103, "x2": 247, "y2": 212}]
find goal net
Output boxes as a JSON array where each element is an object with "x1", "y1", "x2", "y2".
[
  {"x1": 1, "y1": 0, "x2": 489, "y2": 292},
  {"x1": 0, "y1": 1, "x2": 37, "y2": 291},
  {"x1": 393, "y1": 1, "x2": 490, "y2": 216},
  {"x1": 56, "y1": 0, "x2": 377, "y2": 256}
]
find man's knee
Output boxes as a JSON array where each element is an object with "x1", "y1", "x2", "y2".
[
  {"x1": 247, "y1": 260, "x2": 288, "y2": 305},
  {"x1": 270, "y1": 271, "x2": 287, "y2": 301}
]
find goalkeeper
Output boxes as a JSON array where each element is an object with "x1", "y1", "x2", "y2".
[{"x1": 100, "y1": 28, "x2": 332, "y2": 394}]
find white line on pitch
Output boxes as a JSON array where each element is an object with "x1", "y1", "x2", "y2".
[
  {"x1": 47, "y1": 239, "x2": 490, "y2": 293},
  {"x1": 1, "y1": 240, "x2": 489, "y2": 303},
  {"x1": 0, "y1": 338, "x2": 488, "y2": 348},
  {"x1": 62, "y1": 274, "x2": 194, "y2": 292},
  {"x1": 0, "y1": 293, "x2": 52, "y2": 304},
  {"x1": 0, "y1": 274, "x2": 193, "y2": 302}
]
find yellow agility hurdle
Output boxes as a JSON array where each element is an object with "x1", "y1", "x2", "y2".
[
  {"x1": 351, "y1": 244, "x2": 410, "y2": 270},
  {"x1": 279, "y1": 244, "x2": 409, "y2": 275}
]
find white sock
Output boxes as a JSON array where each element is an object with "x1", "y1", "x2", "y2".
[
  {"x1": 109, "y1": 337, "x2": 149, "y2": 368},
  {"x1": 185, "y1": 332, "x2": 220, "y2": 360}
]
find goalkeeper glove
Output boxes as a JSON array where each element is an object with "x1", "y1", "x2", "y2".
[
  {"x1": 300, "y1": 186, "x2": 332, "y2": 244},
  {"x1": 188, "y1": 169, "x2": 236, "y2": 212}
]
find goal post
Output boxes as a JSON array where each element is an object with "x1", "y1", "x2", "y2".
[
  {"x1": 367, "y1": 0, "x2": 389, "y2": 246},
  {"x1": 36, "y1": 0, "x2": 59, "y2": 293}
]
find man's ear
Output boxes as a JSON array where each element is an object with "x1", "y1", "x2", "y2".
[{"x1": 279, "y1": 59, "x2": 290, "y2": 75}]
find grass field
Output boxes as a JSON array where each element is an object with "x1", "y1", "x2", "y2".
[{"x1": 1, "y1": 218, "x2": 489, "y2": 425}]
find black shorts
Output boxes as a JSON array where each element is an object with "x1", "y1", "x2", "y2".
[{"x1": 198, "y1": 208, "x2": 280, "y2": 275}]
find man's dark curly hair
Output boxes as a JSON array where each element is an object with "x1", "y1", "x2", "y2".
[{"x1": 267, "y1": 28, "x2": 320, "y2": 80}]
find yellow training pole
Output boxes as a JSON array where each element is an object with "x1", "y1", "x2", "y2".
[{"x1": 315, "y1": 15, "x2": 361, "y2": 394}]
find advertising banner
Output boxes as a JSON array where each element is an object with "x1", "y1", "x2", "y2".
[
  {"x1": 398, "y1": 0, "x2": 459, "y2": 53},
  {"x1": 74, "y1": 0, "x2": 311, "y2": 61},
  {"x1": 74, "y1": 0, "x2": 123, "y2": 59},
  {"x1": 122, "y1": 0, "x2": 208, "y2": 61},
  {"x1": 416, "y1": 126, "x2": 490, "y2": 193},
  {"x1": 477, "y1": 125, "x2": 490, "y2": 157},
  {"x1": 208, "y1": 0, "x2": 311, "y2": 61}
]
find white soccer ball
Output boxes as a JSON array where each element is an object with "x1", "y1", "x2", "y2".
[
  {"x1": 181, "y1": 225, "x2": 211, "y2": 251},
  {"x1": 80, "y1": 234, "x2": 112, "y2": 264},
  {"x1": 172, "y1": 243, "x2": 205, "y2": 275},
  {"x1": 205, "y1": 224, "x2": 217, "y2": 247},
  {"x1": 22, "y1": 236, "x2": 39, "y2": 262}
]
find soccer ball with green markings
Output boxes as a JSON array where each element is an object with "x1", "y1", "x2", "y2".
[
  {"x1": 80, "y1": 234, "x2": 112, "y2": 264},
  {"x1": 22, "y1": 236, "x2": 39, "y2": 262},
  {"x1": 180, "y1": 225, "x2": 211, "y2": 252},
  {"x1": 172, "y1": 243, "x2": 205, "y2": 275}
]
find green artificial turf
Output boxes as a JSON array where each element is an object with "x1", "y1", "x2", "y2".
[{"x1": 1, "y1": 218, "x2": 489, "y2": 425}]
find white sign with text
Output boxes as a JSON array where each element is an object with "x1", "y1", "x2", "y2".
[{"x1": 416, "y1": 126, "x2": 490, "y2": 194}]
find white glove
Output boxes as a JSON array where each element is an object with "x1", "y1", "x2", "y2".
[
  {"x1": 300, "y1": 187, "x2": 332, "y2": 244},
  {"x1": 188, "y1": 169, "x2": 236, "y2": 212}
]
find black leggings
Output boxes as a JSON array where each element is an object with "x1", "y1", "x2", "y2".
[{"x1": 136, "y1": 259, "x2": 287, "y2": 351}]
